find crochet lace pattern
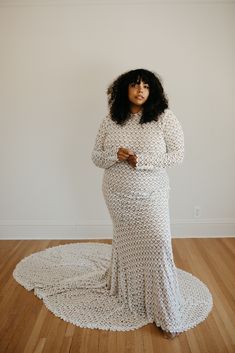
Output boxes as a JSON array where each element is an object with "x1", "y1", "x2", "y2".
[{"x1": 13, "y1": 109, "x2": 213, "y2": 333}]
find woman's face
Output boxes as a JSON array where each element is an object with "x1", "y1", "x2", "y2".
[{"x1": 128, "y1": 80, "x2": 150, "y2": 107}]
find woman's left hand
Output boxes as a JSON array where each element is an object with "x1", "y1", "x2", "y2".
[{"x1": 127, "y1": 154, "x2": 138, "y2": 168}]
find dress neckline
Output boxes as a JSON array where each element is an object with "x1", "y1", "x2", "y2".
[{"x1": 129, "y1": 110, "x2": 143, "y2": 118}]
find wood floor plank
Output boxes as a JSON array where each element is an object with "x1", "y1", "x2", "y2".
[
  {"x1": 58, "y1": 336, "x2": 72, "y2": 353},
  {"x1": 69, "y1": 326, "x2": 83, "y2": 353},
  {"x1": 23, "y1": 306, "x2": 48, "y2": 353},
  {"x1": 33, "y1": 337, "x2": 46, "y2": 353},
  {"x1": 98, "y1": 329, "x2": 109, "y2": 353},
  {"x1": 141, "y1": 325, "x2": 154, "y2": 353},
  {"x1": 107, "y1": 331, "x2": 117, "y2": 353}
]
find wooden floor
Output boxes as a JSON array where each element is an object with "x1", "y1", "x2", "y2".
[{"x1": 0, "y1": 238, "x2": 234, "y2": 353}]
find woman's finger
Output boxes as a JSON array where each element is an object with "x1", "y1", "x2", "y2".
[
  {"x1": 118, "y1": 153, "x2": 129, "y2": 160},
  {"x1": 126, "y1": 149, "x2": 134, "y2": 155},
  {"x1": 119, "y1": 147, "x2": 134, "y2": 155}
]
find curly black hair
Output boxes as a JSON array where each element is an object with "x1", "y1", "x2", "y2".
[{"x1": 107, "y1": 68, "x2": 169, "y2": 125}]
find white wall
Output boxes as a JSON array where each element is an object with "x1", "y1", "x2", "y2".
[{"x1": 0, "y1": 0, "x2": 234, "y2": 239}]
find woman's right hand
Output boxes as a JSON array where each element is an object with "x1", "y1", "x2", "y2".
[{"x1": 117, "y1": 147, "x2": 135, "y2": 161}]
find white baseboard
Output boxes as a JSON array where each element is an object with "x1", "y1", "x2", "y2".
[{"x1": 0, "y1": 219, "x2": 234, "y2": 239}]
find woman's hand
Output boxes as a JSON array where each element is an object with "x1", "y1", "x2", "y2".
[
  {"x1": 117, "y1": 147, "x2": 134, "y2": 161},
  {"x1": 127, "y1": 154, "x2": 138, "y2": 168},
  {"x1": 117, "y1": 147, "x2": 138, "y2": 168}
]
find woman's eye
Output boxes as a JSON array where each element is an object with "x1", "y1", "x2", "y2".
[{"x1": 130, "y1": 83, "x2": 149, "y2": 89}]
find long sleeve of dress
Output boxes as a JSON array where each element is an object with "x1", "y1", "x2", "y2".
[
  {"x1": 91, "y1": 115, "x2": 120, "y2": 169},
  {"x1": 135, "y1": 110, "x2": 185, "y2": 171}
]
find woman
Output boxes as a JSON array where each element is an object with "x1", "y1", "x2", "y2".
[
  {"x1": 13, "y1": 68, "x2": 213, "y2": 338},
  {"x1": 91, "y1": 68, "x2": 213, "y2": 338}
]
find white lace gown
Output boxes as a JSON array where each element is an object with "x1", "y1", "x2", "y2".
[{"x1": 13, "y1": 109, "x2": 213, "y2": 333}]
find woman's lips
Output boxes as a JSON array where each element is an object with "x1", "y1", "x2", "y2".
[{"x1": 136, "y1": 96, "x2": 144, "y2": 99}]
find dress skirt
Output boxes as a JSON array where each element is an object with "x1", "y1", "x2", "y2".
[{"x1": 102, "y1": 179, "x2": 212, "y2": 333}]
